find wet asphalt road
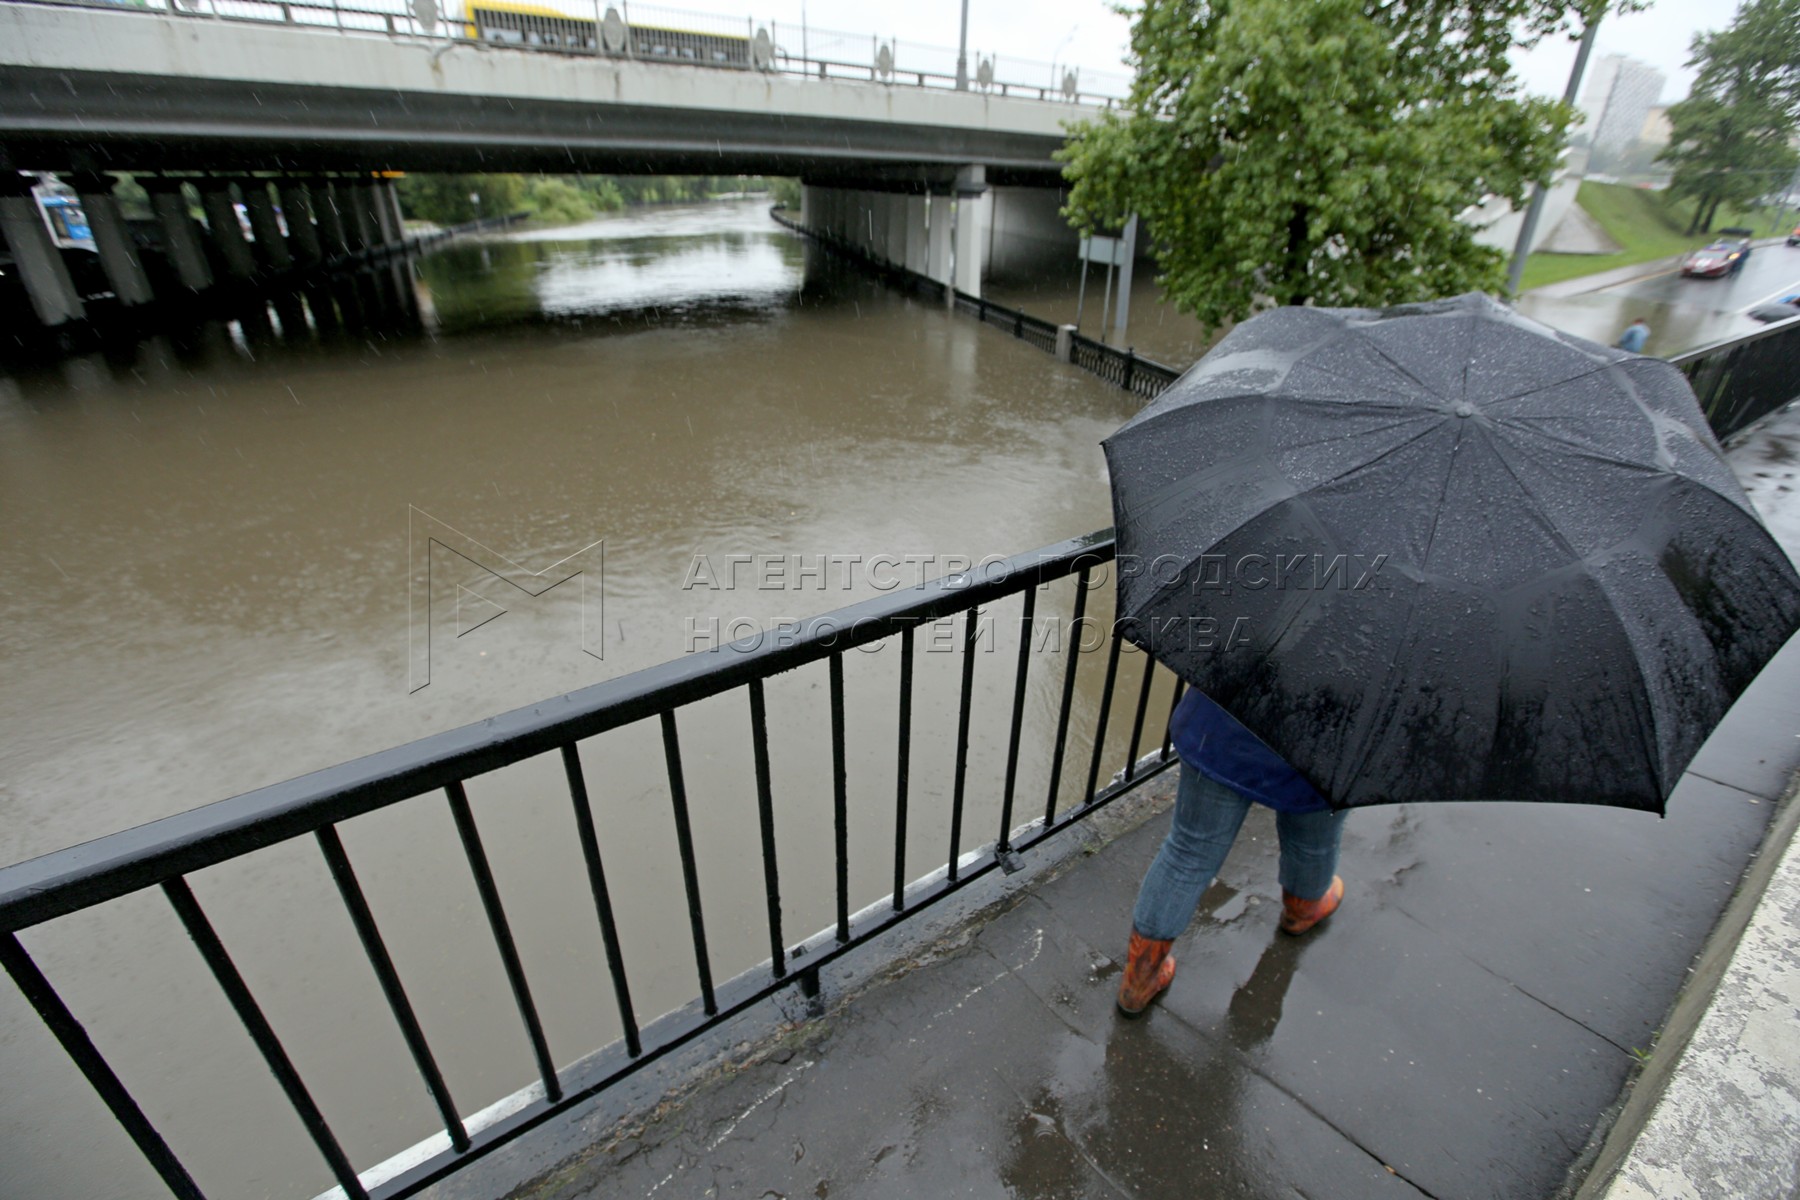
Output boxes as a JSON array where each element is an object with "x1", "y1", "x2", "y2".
[{"x1": 1519, "y1": 239, "x2": 1800, "y2": 357}]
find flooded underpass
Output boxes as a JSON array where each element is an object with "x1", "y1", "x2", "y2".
[{"x1": 0, "y1": 197, "x2": 1192, "y2": 1198}]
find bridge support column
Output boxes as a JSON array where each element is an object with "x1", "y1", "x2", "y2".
[
  {"x1": 868, "y1": 192, "x2": 888, "y2": 261},
  {"x1": 849, "y1": 190, "x2": 868, "y2": 254},
  {"x1": 146, "y1": 177, "x2": 213, "y2": 293},
  {"x1": 239, "y1": 178, "x2": 292, "y2": 274},
  {"x1": 0, "y1": 174, "x2": 85, "y2": 327},
  {"x1": 827, "y1": 187, "x2": 846, "y2": 242},
  {"x1": 278, "y1": 179, "x2": 324, "y2": 268},
  {"x1": 926, "y1": 194, "x2": 952, "y2": 290},
  {"x1": 71, "y1": 172, "x2": 154, "y2": 307},
  {"x1": 987, "y1": 186, "x2": 1079, "y2": 282},
  {"x1": 952, "y1": 166, "x2": 991, "y2": 299},
  {"x1": 885, "y1": 193, "x2": 907, "y2": 268},
  {"x1": 382, "y1": 180, "x2": 407, "y2": 244},
  {"x1": 369, "y1": 181, "x2": 398, "y2": 247},
  {"x1": 904, "y1": 195, "x2": 929, "y2": 275},
  {"x1": 354, "y1": 182, "x2": 386, "y2": 250},
  {"x1": 200, "y1": 179, "x2": 258, "y2": 281},
  {"x1": 869, "y1": 191, "x2": 886, "y2": 257},
  {"x1": 337, "y1": 182, "x2": 371, "y2": 256},
  {"x1": 313, "y1": 180, "x2": 350, "y2": 260}
]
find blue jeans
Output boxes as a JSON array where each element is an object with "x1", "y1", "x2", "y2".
[{"x1": 1131, "y1": 763, "x2": 1348, "y2": 941}]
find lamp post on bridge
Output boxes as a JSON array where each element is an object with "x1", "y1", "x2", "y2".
[{"x1": 955, "y1": 0, "x2": 970, "y2": 90}]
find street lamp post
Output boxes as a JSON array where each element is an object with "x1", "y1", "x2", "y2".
[
  {"x1": 1507, "y1": 11, "x2": 1603, "y2": 296},
  {"x1": 955, "y1": 0, "x2": 970, "y2": 90}
]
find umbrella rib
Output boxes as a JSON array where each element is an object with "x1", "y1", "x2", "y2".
[
  {"x1": 1274, "y1": 411, "x2": 1439, "y2": 456},
  {"x1": 1481, "y1": 363, "x2": 1614, "y2": 409},
  {"x1": 1479, "y1": 437, "x2": 1668, "y2": 800},
  {"x1": 1480, "y1": 433, "x2": 1587, "y2": 564},
  {"x1": 1125, "y1": 420, "x2": 1447, "y2": 622},
  {"x1": 1326, "y1": 418, "x2": 1469, "y2": 793},
  {"x1": 1352, "y1": 326, "x2": 1444, "y2": 398},
  {"x1": 1497, "y1": 419, "x2": 1761, "y2": 518}
]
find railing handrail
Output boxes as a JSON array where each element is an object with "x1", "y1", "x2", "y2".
[
  {"x1": 1665, "y1": 315, "x2": 1799, "y2": 369},
  {"x1": 0, "y1": 530, "x2": 1114, "y2": 933}
]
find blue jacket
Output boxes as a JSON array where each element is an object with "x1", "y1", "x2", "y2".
[
  {"x1": 1616, "y1": 324, "x2": 1649, "y2": 353},
  {"x1": 1168, "y1": 688, "x2": 1331, "y2": 813}
]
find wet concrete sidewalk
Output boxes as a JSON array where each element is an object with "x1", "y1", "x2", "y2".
[{"x1": 488, "y1": 408, "x2": 1800, "y2": 1200}]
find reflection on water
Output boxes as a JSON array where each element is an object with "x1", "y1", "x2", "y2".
[{"x1": 0, "y1": 198, "x2": 1174, "y2": 1198}]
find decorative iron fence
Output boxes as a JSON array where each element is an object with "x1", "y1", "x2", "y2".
[{"x1": 0, "y1": 532, "x2": 1187, "y2": 1200}]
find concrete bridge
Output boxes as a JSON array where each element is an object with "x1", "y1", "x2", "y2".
[{"x1": 0, "y1": 0, "x2": 1093, "y2": 328}]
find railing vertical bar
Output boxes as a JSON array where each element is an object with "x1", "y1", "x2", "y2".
[
  {"x1": 828, "y1": 653, "x2": 851, "y2": 943},
  {"x1": 747, "y1": 680, "x2": 786, "y2": 978},
  {"x1": 0, "y1": 933, "x2": 209, "y2": 1200},
  {"x1": 656, "y1": 715, "x2": 718, "y2": 1014},
  {"x1": 946, "y1": 606, "x2": 980, "y2": 881},
  {"x1": 1043, "y1": 566, "x2": 1092, "y2": 824},
  {"x1": 315, "y1": 825, "x2": 470, "y2": 1152},
  {"x1": 1082, "y1": 632, "x2": 1128, "y2": 803},
  {"x1": 997, "y1": 587, "x2": 1038, "y2": 850},
  {"x1": 443, "y1": 782, "x2": 562, "y2": 1103},
  {"x1": 160, "y1": 878, "x2": 369, "y2": 1200},
  {"x1": 1161, "y1": 676, "x2": 1186, "y2": 760},
  {"x1": 559, "y1": 744, "x2": 643, "y2": 1056},
  {"x1": 1122, "y1": 650, "x2": 1158, "y2": 781},
  {"x1": 892, "y1": 624, "x2": 915, "y2": 910}
]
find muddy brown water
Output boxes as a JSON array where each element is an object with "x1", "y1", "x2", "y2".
[{"x1": 0, "y1": 198, "x2": 1185, "y2": 1198}]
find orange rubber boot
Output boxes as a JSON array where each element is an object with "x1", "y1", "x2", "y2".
[
  {"x1": 1280, "y1": 875, "x2": 1344, "y2": 935},
  {"x1": 1116, "y1": 930, "x2": 1177, "y2": 1017}
]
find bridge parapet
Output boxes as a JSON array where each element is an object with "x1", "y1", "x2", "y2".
[{"x1": 0, "y1": 0, "x2": 1109, "y2": 176}]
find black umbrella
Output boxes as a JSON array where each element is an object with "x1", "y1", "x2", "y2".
[{"x1": 1104, "y1": 292, "x2": 1800, "y2": 812}]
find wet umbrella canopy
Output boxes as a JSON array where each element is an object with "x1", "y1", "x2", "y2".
[{"x1": 1105, "y1": 292, "x2": 1800, "y2": 812}]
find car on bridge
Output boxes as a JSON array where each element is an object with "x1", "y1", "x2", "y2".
[{"x1": 1681, "y1": 230, "x2": 1754, "y2": 278}]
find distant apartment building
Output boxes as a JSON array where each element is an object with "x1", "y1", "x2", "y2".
[{"x1": 1580, "y1": 55, "x2": 1667, "y2": 155}]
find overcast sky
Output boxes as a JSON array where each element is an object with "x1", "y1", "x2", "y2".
[{"x1": 717, "y1": 0, "x2": 1735, "y2": 105}]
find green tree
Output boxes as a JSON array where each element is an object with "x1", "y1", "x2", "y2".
[
  {"x1": 523, "y1": 176, "x2": 597, "y2": 224},
  {"x1": 1059, "y1": 0, "x2": 1598, "y2": 332},
  {"x1": 395, "y1": 174, "x2": 525, "y2": 225},
  {"x1": 1658, "y1": 0, "x2": 1800, "y2": 235},
  {"x1": 769, "y1": 177, "x2": 803, "y2": 208},
  {"x1": 573, "y1": 175, "x2": 628, "y2": 211}
]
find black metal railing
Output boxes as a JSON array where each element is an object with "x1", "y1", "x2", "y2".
[
  {"x1": 0, "y1": 532, "x2": 1185, "y2": 1200},
  {"x1": 1670, "y1": 317, "x2": 1800, "y2": 440}
]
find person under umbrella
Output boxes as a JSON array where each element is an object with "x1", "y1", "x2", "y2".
[
  {"x1": 1117, "y1": 689, "x2": 1348, "y2": 1016},
  {"x1": 1107, "y1": 293, "x2": 1800, "y2": 1018}
]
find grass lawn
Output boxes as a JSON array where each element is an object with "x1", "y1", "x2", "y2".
[{"x1": 1518, "y1": 182, "x2": 1792, "y2": 291}]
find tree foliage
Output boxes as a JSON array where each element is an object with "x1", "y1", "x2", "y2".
[
  {"x1": 1059, "y1": 0, "x2": 1597, "y2": 331},
  {"x1": 395, "y1": 173, "x2": 525, "y2": 225},
  {"x1": 396, "y1": 174, "x2": 770, "y2": 225},
  {"x1": 1658, "y1": 0, "x2": 1800, "y2": 235}
]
